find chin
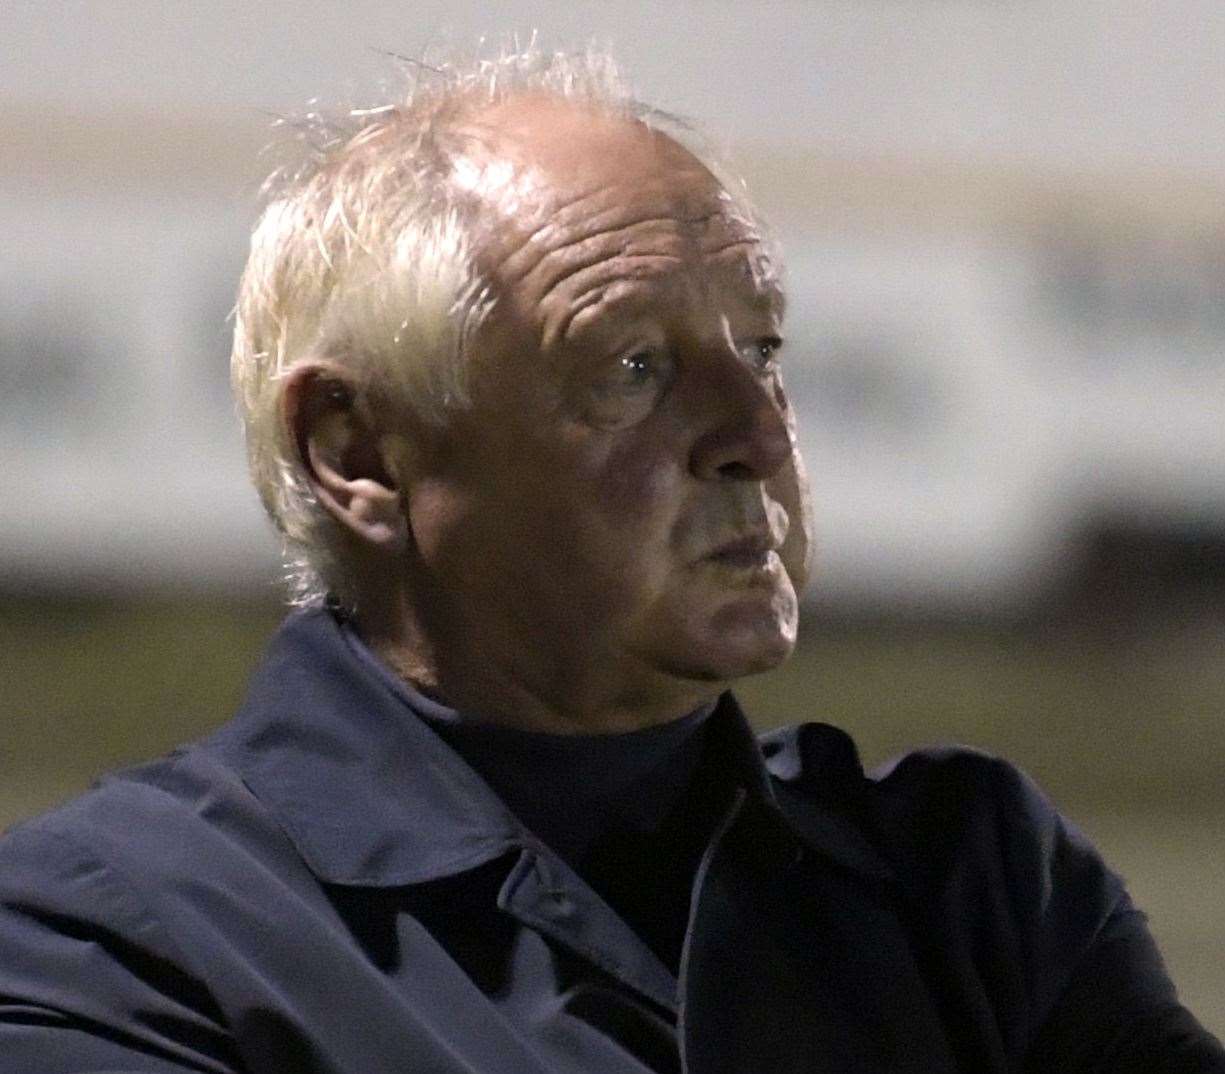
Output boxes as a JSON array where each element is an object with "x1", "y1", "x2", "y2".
[{"x1": 663, "y1": 589, "x2": 799, "y2": 684}]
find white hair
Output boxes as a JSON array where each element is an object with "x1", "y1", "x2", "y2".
[{"x1": 230, "y1": 41, "x2": 776, "y2": 608}]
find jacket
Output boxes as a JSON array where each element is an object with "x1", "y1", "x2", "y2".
[{"x1": 1, "y1": 607, "x2": 1221, "y2": 1073}]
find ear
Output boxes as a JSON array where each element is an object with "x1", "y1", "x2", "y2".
[{"x1": 281, "y1": 362, "x2": 409, "y2": 553}]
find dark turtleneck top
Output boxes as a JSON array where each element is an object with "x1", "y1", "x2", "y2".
[{"x1": 340, "y1": 619, "x2": 726, "y2": 974}]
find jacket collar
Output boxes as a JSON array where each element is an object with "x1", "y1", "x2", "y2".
[
  {"x1": 760, "y1": 721, "x2": 898, "y2": 886},
  {"x1": 207, "y1": 607, "x2": 525, "y2": 886},
  {"x1": 205, "y1": 605, "x2": 893, "y2": 890}
]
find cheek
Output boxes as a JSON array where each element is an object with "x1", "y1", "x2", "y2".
[
  {"x1": 404, "y1": 478, "x2": 477, "y2": 568},
  {"x1": 773, "y1": 448, "x2": 815, "y2": 594},
  {"x1": 581, "y1": 432, "x2": 687, "y2": 535}
]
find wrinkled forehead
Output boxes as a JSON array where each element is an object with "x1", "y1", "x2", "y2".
[{"x1": 445, "y1": 98, "x2": 783, "y2": 305}]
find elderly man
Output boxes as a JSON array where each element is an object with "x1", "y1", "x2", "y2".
[{"x1": 1, "y1": 47, "x2": 1221, "y2": 1074}]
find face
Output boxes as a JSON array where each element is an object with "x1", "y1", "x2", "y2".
[{"x1": 402, "y1": 100, "x2": 813, "y2": 725}]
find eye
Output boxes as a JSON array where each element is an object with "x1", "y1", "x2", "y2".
[
  {"x1": 741, "y1": 335, "x2": 783, "y2": 376},
  {"x1": 612, "y1": 352, "x2": 659, "y2": 389},
  {"x1": 582, "y1": 345, "x2": 676, "y2": 429}
]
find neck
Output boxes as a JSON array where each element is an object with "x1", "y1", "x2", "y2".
[{"x1": 352, "y1": 590, "x2": 720, "y2": 735}]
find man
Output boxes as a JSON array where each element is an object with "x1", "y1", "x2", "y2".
[{"x1": 1, "y1": 46, "x2": 1221, "y2": 1074}]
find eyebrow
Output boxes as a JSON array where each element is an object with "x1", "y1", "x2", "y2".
[
  {"x1": 558, "y1": 280, "x2": 663, "y2": 349},
  {"x1": 557, "y1": 265, "x2": 785, "y2": 358},
  {"x1": 747, "y1": 258, "x2": 786, "y2": 319}
]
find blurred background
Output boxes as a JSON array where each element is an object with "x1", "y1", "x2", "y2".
[{"x1": 3, "y1": 0, "x2": 1223, "y2": 1034}]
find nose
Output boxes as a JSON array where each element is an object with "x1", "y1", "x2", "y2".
[{"x1": 688, "y1": 353, "x2": 793, "y2": 482}]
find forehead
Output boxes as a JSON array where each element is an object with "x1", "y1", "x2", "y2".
[{"x1": 454, "y1": 99, "x2": 782, "y2": 339}]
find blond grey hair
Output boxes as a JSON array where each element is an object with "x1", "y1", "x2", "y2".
[{"x1": 231, "y1": 42, "x2": 774, "y2": 607}]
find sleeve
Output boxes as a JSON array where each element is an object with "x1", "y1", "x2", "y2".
[
  {"x1": 873, "y1": 745, "x2": 1223, "y2": 1072},
  {"x1": 0, "y1": 824, "x2": 242, "y2": 1074},
  {"x1": 1024, "y1": 891, "x2": 1225, "y2": 1073},
  {"x1": 990, "y1": 763, "x2": 1225, "y2": 1074}
]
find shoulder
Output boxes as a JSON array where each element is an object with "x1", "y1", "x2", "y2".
[
  {"x1": 760, "y1": 725, "x2": 1134, "y2": 1033},
  {"x1": 760, "y1": 722, "x2": 1121, "y2": 911},
  {"x1": 760, "y1": 720, "x2": 1036, "y2": 822},
  {"x1": 869, "y1": 742, "x2": 1064, "y2": 864},
  {"x1": 0, "y1": 745, "x2": 318, "y2": 952},
  {"x1": 0, "y1": 750, "x2": 267, "y2": 1068},
  {"x1": 5, "y1": 746, "x2": 265, "y2": 866},
  {"x1": 762, "y1": 722, "x2": 1063, "y2": 836}
]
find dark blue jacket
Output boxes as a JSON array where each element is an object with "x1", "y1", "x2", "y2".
[{"x1": 1, "y1": 608, "x2": 1220, "y2": 1073}]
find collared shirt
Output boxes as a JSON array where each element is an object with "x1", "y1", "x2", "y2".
[{"x1": 1, "y1": 606, "x2": 1221, "y2": 1073}]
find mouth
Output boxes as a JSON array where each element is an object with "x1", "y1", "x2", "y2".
[{"x1": 704, "y1": 532, "x2": 781, "y2": 572}]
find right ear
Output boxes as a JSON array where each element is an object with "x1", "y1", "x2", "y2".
[{"x1": 280, "y1": 362, "x2": 409, "y2": 554}]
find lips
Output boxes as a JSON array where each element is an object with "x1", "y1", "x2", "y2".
[
  {"x1": 705, "y1": 532, "x2": 779, "y2": 569},
  {"x1": 690, "y1": 494, "x2": 791, "y2": 572}
]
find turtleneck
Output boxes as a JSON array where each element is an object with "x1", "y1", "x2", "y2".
[
  {"x1": 423, "y1": 701, "x2": 713, "y2": 862},
  {"x1": 339, "y1": 616, "x2": 728, "y2": 973}
]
